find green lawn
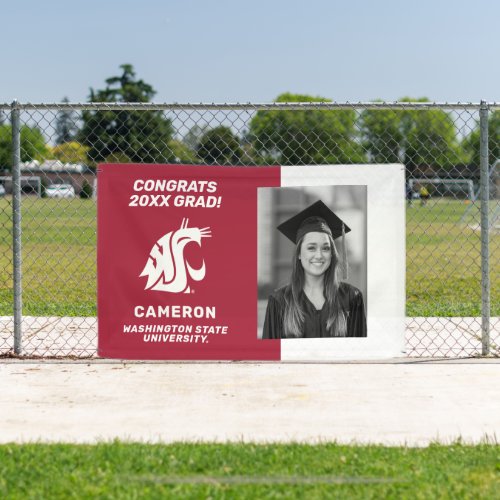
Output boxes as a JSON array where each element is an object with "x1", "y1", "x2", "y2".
[
  {"x1": 406, "y1": 197, "x2": 499, "y2": 316},
  {"x1": 0, "y1": 197, "x2": 96, "y2": 317},
  {"x1": 0, "y1": 196, "x2": 497, "y2": 317},
  {"x1": 0, "y1": 442, "x2": 498, "y2": 499}
]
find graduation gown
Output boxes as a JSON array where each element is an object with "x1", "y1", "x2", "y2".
[{"x1": 262, "y1": 282, "x2": 366, "y2": 339}]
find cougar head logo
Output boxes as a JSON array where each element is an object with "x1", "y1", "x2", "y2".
[{"x1": 140, "y1": 218, "x2": 211, "y2": 293}]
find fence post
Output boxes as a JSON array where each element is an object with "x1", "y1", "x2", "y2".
[
  {"x1": 479, "y1": 100, "x2": 490, "y2": 356},
  {"x1": 11, "y1": 100, "x2": 22, "y2": 355}
]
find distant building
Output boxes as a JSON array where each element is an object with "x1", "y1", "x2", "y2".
[
  {"x1": 10, "y1": 161, "x2": 96, "y2": 195},
  {"x1": 21, "y1": 160, "x2": 87, "y2": 174}
]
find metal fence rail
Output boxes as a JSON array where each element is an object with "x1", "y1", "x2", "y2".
[{"x1": 0, "y1": 101, "x2": 498, "y2": 358}]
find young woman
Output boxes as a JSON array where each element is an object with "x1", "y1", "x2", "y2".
[{"x1": 262, "y1": 200, "x2": 366, "y2": 339}]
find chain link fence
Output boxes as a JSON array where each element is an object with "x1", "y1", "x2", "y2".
[{"x1": 0, "y1": 101, "x2": 498, "y2": 358}]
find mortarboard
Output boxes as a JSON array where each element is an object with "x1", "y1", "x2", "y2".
[
  {"x1": 277, "y1": 200, "x2": 351, "y2": 279},
  {"x1": 277, "y1": 200, "x2": 350, "y2": 243}
]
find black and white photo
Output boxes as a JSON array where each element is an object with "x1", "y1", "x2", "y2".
[{"x1": 258, "y1": 185, "x2": 367, "y2": 339}]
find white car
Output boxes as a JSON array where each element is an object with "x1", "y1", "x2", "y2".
[
  {"x1": 45, "y1": 184, "x2": 75, "y2": 198},
  {"x1": 0, "y1": 184, "x2": 5, "y2": 197}
]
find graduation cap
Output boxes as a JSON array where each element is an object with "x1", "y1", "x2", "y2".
[{"x1": 277, "y1": 200, "x2": 351, "y2": 279}]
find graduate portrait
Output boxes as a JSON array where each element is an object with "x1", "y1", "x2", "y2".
[{"x1": 257, "y1": 185, "x2": 367, "y2": 339}]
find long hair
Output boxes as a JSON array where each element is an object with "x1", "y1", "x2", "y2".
[{"x1": 283, "y1": 234, "x2": 347, "y2": 338}]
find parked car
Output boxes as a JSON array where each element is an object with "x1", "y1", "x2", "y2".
[
  {"x1": 45, "y1": 184, "x2": 75, "y2": 198},
  {"x1": 0, "y1": 184, "x2": 5, "y2": 197}
]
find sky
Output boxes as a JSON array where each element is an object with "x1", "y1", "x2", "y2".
[{"x1": 2, "y1": 0, "x2": 499, "y2": 104}]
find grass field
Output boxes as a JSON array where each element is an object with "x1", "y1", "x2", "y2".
[
  {"x1": 406, "y1": 198, "x2": 499, "y2": 316},
  {"x1": 0, "y1": 442, "x2": 498, "y2": 498},
  {"x1": 0, "y1": 196, "x2": 498, "y2": 317},
  {"x1": 0, "y1": 197, "x2": 96, "y2": 317}
]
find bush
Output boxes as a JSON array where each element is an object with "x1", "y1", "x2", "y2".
[
  {"x1": 80, "y1": 180, "x2": 93, "y2": 199},
  {"x1": 41, "y1": 178, "x2": 48, "y2": 198}
]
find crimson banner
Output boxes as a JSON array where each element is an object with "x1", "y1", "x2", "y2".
[{"x1": 98, "y1": 164, "x2": 281, "y2": 360}]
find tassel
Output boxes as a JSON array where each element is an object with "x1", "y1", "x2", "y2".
[{"x1": 341, "y1": 223, "x2": 348, "y2": 280}]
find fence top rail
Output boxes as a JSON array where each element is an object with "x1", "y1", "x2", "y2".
[{"x1": 1, "y1": 101, "x2": 500, "y2": 112}]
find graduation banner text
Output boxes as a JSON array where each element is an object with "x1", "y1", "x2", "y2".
[{"x1": 129, "y1": 179, "x2": 223, "y2": 208}]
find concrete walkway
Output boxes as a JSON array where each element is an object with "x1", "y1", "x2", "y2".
[{"x1": 1, "y1": 360, "x2": 499, "y2": 446}]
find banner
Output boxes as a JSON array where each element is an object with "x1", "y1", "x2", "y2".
[{"x1": 98, "y1": 164, "x2": 405, "y2": 360}]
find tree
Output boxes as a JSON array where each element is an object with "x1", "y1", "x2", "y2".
[
  {"x1": 462, "y1": 111, "x2": 500, "y2": 167},
  {"x1": 249, "y1": 93, "x2": 365, "y2": 165},
  {"x1": 55, "y1": 97, "x2": 79, "y2": 145},
  {"x1": 79, "y1": 64, "x2": 175, "y2": 165},
  {"x1": 197, "y1": 126, "x2": 243, "y2": 165},
  {"x1": 360, "y1": 97, "x2": 464, "y2": 173},
  {"x1": 167, "y1": 139, "x2": 198, "y2": 164},
  {"x1": 183, "y1": 125, "x2": 208, "y2": 150},
  {"x1": 104, "y1": 152, "x2": 132, "y2": 163},
  {"x1": 50, "y1": 141, "x2": 89, "y2": 164},
  {"x1": 403, "y1": 98, "x2": 464, "y2": 173},
  {"x1": 359, "y1": 102, "x2": 404, "y2": 163},
  {"x1": 0, "y1": 125, "x2": 48, "y2": 170}
]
